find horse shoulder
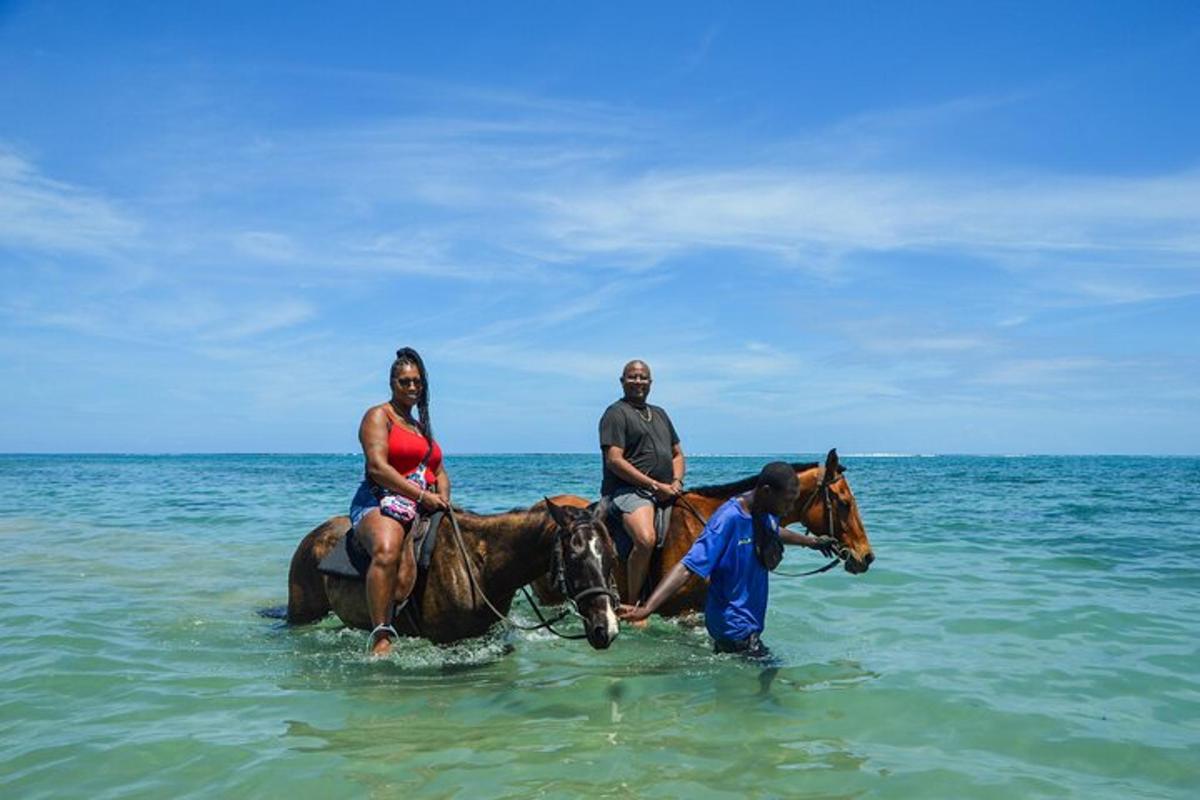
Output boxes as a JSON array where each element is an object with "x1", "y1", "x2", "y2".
[
  {"x1": 655, "y1": 496, "x2": 718, "y2": 616},
  {"x1": 418, "y1": 515, "x2": 483, "y2": 633}
]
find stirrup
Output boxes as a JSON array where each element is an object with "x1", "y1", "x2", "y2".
[{"x1": 367, "y1": 623, "x2": 399, "y2": 652}]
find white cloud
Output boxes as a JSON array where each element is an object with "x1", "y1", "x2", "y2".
[
  {"x1": 0, "y1": 147, "x2": 141, "y2": 255},
  {"x1": 527, "y1": 169, "x2": 1200, "y2": 266},
  {"x1": 973, "y1": 356, "x2": 1115, "y2": 387},
  {"x1": 195, "y1": 299, "x2": 315, "y2": 342}
]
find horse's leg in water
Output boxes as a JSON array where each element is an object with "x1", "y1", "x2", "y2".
[
  {"x1": 356, "y1": 510, "x2": 411, "y2": 655},
  {"x1": 623, "y1": 504, "x2": 657, "y2": 608}
]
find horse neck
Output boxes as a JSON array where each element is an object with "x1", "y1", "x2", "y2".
[
  {"x1": 470, "y1": 511, "x2": 557, "y2": 595},
  {"x1": 681, "y1": 489, "x2": 735, "y2": 519},
  {"x1": 781, "y1": 467, "x2": 826, "y2": 528},
  {"x1": 685, "y1": 464, "x2": 827, "y2": 525}
]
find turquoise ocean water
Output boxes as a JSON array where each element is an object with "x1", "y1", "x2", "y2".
[{"x1": 1, "y1": 454, "x2": 1197, "y2": 798}]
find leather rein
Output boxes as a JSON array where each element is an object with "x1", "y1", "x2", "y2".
[{"x1": 445, "y1": 508, "x2": 618, "y2": 641}]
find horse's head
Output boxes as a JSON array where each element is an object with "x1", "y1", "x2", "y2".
[
  {"x1": 544, "y1": 498, "x2": 621, "y2": 650},
  {"x1": 785, "y1": 449, "x2": 875, "y2": 574}
]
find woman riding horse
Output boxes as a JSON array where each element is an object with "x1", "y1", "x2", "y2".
[
  {"x1": 347, "y1": 347, "x2": 451, "y2": 655},
  {"x1": 286, "y1": 497, "x2": 620, "y2": 649}
]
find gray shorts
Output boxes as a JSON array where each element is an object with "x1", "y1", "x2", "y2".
[{"x1": 607, "y1": 485, "x2": 656, "y2": 514}]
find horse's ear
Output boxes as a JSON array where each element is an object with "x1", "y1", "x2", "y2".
[
  {"x1": 544, "y1": 497, "x2": 570, "y2": 529},
  {"x1": 590, "y1": 501, "x2": 613, "y2": 536},
  {"x1": 823, "y1": 448, "x2": 840, "y2": 483}
]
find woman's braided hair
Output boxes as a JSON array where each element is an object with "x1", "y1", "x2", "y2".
[{"x1": 391, "y1": 347, "x2": 433, "y2": 443}]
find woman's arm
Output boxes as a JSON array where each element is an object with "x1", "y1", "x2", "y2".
[{"x1": 432, "y1": 462, "x2": 451, "y2": 506}]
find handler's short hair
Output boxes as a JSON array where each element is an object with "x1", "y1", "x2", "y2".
[{"x1": 757, "y1": 461, "x2": 798, "y2": 492}]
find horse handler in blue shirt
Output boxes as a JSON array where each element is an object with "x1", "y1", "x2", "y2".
[{"x1": 618, "y1": 461, "x2": 834, "y2": 659}]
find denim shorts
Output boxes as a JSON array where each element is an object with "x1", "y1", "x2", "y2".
[{"x1": 348, "y1": 480, "x2": 380, "y2": 530}]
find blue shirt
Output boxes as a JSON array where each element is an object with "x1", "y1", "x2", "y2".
[{"x1": 681, "y1": 496, "x2": 776, "y2": 642}]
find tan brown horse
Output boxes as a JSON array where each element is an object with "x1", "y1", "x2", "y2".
[
  {"x1": 534, "y1": 449, "x2": 873, "y2": 617},
  {"x1": 287, "y1": 496, "x2": 620, "y2": 648}
]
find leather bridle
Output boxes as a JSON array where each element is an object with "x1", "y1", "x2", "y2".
[{"x1": 549, "y1": 523, "x2": 621, "y2": 615}]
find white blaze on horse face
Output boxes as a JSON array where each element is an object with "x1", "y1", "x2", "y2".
[
  {"x1": 602, "y1": 596, "x2": 619, "y2": 640},
  {"x1": 586, "y1": 533, "x2": 619, "y2": 639}
]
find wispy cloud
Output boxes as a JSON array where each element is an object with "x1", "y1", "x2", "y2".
[
  {"x1": 3, "y1": 71, "x2": 1198, "y2": 453},
  {"x1": 0, "y1": 147, "x2": 141, "y2": 255},
  {"x1": 973, "y1": 356, "x2": 1127, "y2": 387},
  {"x1": 526, "y1": 168, "x2": 1200, "y2": 267}
]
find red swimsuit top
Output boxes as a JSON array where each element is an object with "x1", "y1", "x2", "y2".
[{"x1": 387, "y1": 423, "x2": 442, "y2": 486}]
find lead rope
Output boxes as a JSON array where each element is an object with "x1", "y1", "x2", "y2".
[{"x1": 445, "y1": 508, "x2": 588, "y2": 639}]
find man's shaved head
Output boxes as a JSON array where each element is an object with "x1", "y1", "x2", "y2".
[
  {"x1": 622, "y1": 360, "x2": 651, "y2": 378},
  {"x1": 619, "y1": 360, "x2": 652, "y2": 403}
]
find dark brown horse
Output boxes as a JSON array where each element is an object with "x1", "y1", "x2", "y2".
[
  {"x1": 535, "y1": 449, "x2": 874, "y2": 617},
  {"x1": 287, "y1": 496, "x2": 620, "y2": 649}
]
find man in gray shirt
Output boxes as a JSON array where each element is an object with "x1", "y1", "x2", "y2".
[{"x1": 599, "y1": 360, "x2": 687, "y2": 604}]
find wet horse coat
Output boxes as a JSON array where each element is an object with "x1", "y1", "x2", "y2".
[{"x1": 287, "y1": 496, "x2": 620, "y2": 648}]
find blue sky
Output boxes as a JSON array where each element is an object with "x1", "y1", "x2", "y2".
[{"x1": 1, "y1": 1, "x2": 1198, "y2": 454}]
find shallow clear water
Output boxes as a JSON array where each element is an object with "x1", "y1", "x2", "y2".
[{"x1": 1, "y1": 454, "x2": 1197, "y2": 798}]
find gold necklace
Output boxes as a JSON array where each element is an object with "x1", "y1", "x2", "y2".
[{"x1": 636, "y1": 405, "x2": 652, "y2": 423}]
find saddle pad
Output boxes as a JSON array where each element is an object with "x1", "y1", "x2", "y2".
[
  {"x1": 601, "y1": 501, "x2": 673, "y2": 562},
  {"x1": 316, "y1": 525, "x2": 371, "y2": 580},
  {"x1": 317, "y1": 511, "x2": 445, "y2": 581}
]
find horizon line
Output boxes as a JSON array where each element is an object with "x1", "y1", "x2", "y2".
[{"x1": 1, "y1": 451, "x2": 1196, "y2": 458}]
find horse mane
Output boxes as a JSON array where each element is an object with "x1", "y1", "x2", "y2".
[
  {"x1": 452, "y1": 506, "x2": 550, "y2": 536},
  {"x1": 689, "y1": 462, "x2": 821, "y2": 498}
]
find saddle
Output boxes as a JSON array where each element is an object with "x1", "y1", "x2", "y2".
[
  {"x1": 317, "y1": 510, "x2": 445, "y2": 581},
  {"x1": 596, "y1": 500, "x2": 673, "y2": 561}
]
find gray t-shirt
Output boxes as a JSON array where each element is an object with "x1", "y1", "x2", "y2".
[{"x1": 599, "y1": 399, "x2": 680, "y2": 496}]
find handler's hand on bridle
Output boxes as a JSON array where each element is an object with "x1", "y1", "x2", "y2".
[{"x1": 812, "y1": 535, "x2": 839, "y2": 558}]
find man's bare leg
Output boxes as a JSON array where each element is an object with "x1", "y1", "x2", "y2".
[{"x1": 624, "y1": 504, "x2": 657, "y2": 612}]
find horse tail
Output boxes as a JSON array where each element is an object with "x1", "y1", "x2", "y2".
[{"x1": 286, "y1": 522, "x2": 336, "y2": 624}]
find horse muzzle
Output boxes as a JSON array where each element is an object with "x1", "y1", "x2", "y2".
[
  {"x1": 844, "y1": 550, "x2": 874, "y2": 574},
  {"x1": 581, "y1": 596, "x2": 620, "y2": 650}
]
